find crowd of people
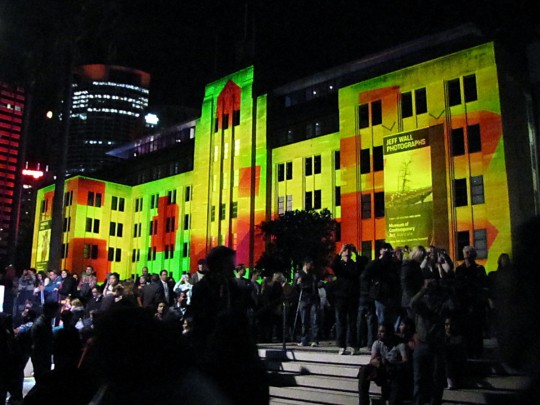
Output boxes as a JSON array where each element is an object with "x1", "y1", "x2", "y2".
[{"x1": 0, "y1": 241, "x2": 515, "y2": 405}]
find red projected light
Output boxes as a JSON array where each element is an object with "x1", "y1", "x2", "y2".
[{"x1": 22, "y1": 169, "x2": 44, "y2": 179}]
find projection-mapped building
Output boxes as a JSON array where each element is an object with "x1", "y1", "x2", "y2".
[{"x1": 31, "y1": 27, "x2": 539, "y2": 280}]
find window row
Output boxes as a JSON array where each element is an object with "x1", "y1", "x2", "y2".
[
  {"x1": 359, "y1": 75, "x2": 478, "y2": 129},
  {"x1": 277, "y1": 151, "x2": 340, "y2": 182},
  {"x1": 214, "y1": 110, "x2": 240, "y2": 132},
  {"x1": 451, "y1": 124, "x2": 482, "y2": 156},
  {"x1": 210, "y1": 203, "x2": 238, "y2": 221},
  {"x1": 361, "y1": 192, "x2": 385, "y2": 219}
]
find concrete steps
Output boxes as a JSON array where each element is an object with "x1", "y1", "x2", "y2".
[{"x1": 259, "y1": 341, "x2": 530, "y2": 405}]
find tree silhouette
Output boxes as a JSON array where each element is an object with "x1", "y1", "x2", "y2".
[{"x1": 256, "y1": 209, "x2": 337, "y2": 279}]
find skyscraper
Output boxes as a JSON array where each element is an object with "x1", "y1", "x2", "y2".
[
  {"x1": 67, "y1": 65, "x2": 150, "y2": 175},
  {"x1": 0, "y1": 82, "x2": 25, "y2": 263}
]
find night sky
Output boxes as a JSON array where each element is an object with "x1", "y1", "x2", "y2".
[{"x1": 0, "y1": 0, "x2": 538, "y2": 163}]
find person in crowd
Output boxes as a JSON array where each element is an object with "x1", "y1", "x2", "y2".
[
  {"x1": 358, "y1": 254, "x2": 376, "y2": 350},
  {"x1": 296, "y1": 257, "x2": 321, "y2": 347},
  {"x1": 421, "y1": 246, "x2": 454, "y2": 280},
  {"x1": 358, "y1": 323, "x2": 410, "y2": 405},
  {"x1": 121, "y1": 279, "x2": 138, "y2": 307},
  {"x1": 159, "y1": 269, "x2": 175, "y2": 306},
  {"x1": 174, "y1": 272, "x2": 193, "y2": 304},
  {"x1": 58, "y1": 269, "x2": 78, "y2": 302},
  {"x1": 410, "y1": 278, "x2": 454, "y2": 405},
  {"x1": 135, "y1": 266, "x2": 150, "y2": 286},
  {"x1": 30, "y1": 301, "x2": 59, "y2": 383},
  {"x1": 143, "y1": 274, "x2": 166, "y2": 312},
  {"x1": 365, "y1": 243, "x2": 401, "y2": 329},
  {"x1": 0, "y1": 313, "x2": 16, "y2": 405},
  {"x1": 154, "y1": 301, "x2": 169, "y2": 321},
  {"x1": 85, "y1": 286, "x2": 103, "y2": 316},
  {"x1": 136, "y1": 275, "x2": 147, "y2": 306},
  {"x1": 78, "y1": 266, "x2": 97, "y2": 303},
  {"x1": 444, "y1": 316, "x2": 466, "y2": 390},
  {"x1": 191, "y1": 245, "x2": 269, "y2": 404},
  {"x1": 329, "y1": 243, "x2": 362, "y2": 355},
  {"x1": 16, "y1": 268, "x2": 36, "y2": 320},
  {"x1": 171, "y1": 291, "x2": 191, "y2": 324},
  {"x1": 182, "y1": 317, "x2": 193, "y2": 336},
  {"x1": 190, "y1": 259, "x2": 208, "y2": 284},
  {"x1": 103, "y1": 272, "x2": 120, "y2": 296},
  {"x1": 400, "y1": 246, "x2": 426, "y2": 321},
  {"x1": 455, "y1": 245, "x2": 488, "y2": 359},
  {"x1": 43, "y1": 270, "x2": 62, "y2": 303},
  {"x1": 487, "y1": 253, "x2": 512, "y2": 338},
  {"x1": 33, "y1": 271, "x2": 47, "y2": 307},
  {"x1": 9, "y1": 308, "x2": 37, "y2": 403}
]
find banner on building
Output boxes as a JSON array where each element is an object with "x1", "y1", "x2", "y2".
[
  {"x1": 36, "y1": 220, "x2": 51, "y2": 270},
  {"x1": 384, "y1": 128, "x2": 433, "y2": 247}
]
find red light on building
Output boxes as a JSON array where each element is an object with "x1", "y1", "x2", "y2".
[{"x1": 22, "y1": 169, "x2": 44, "y2": 179}]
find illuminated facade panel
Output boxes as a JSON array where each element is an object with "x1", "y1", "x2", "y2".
[{"x1": 32, "y1": 39, "x2": 537, "y2": 275}]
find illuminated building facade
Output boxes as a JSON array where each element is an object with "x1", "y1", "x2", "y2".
[
  {"x1": 67, "y1": 65, "x2": 150, "y2": 175},
  {"x1": 0, "y1": 82, "x2": 24, "y2": 263},
  {"x1": 31, "y1": 28, "x2": 539, "y2": 280}
]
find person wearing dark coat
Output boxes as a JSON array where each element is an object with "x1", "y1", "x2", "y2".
[
  {"x1": 58, "y1": 270, "x2": 78, "y2": 301},
  {"x1": 400, "y1": 246, "x2": 427, "y2": 320},
  {"x1": 329, "y1": 243, "x2": 363, "y2": 354},
  {"x1": 30, "y1": 302, "x2": 59, "y2": 383},
  {"x1": 143, "y1": 274, "x2": 166, "y2": 312}
]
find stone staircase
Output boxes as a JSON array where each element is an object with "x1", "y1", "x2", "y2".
[{"x1": 259, "y1": 340, "x2": 530, "y2": 405}]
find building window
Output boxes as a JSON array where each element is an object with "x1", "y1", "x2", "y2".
[
  {"x1": 335, "y1": 186, "x2": 341, "y2": 207},
  {"x1": 286, "y1": 195, "x2": 293, "y2": 212},
  {"x1": 452, "y1": 128, "x2": 465, "y2": 156},
  {"x1": 373, "y1": 146, "x2": 383, "y2": 172},
  {"x1": 233, "y1": 109, "x2": 240, "y2": 126},
  {"x1": 305, "y1": 157, "x2": 313, "y2": 176},
  {"x1": 278, "y1": 196, "x2": 285, "y2": 215},
  {"x1": 374, "y1": 192, "x2": 385, "y2": 218},
  {"x1": 314, "y1": 155, "x2": 321, "y2": 174},
  {"x1": 135, "y1": 197, "x2": 143, "y2": 212},
  {"x1": 474, "y1": 229, "x2": 488, "y2": 259},
  {"x1": 214, "y1": 117, "x2": 219, "y2": 132},
  {"x1": 109, "y1": 222, "x2": 123, "y2": 237},
  {"x1": 86, "y1": 218, "x2": 100, "y2": 233},
  {"x1": 87, "y1": 192, "x2": 94, "y2": 206},
  {"x1": 471, "y1": 175, "x2": 485, "y2": 205},
  {"x1": 314, "y1": 190, "x2": 322, "y2": 209},
  {"x1": 359, "y1": 104, "x2": 369, "y2": 129},
  {"x1": 211, "y1": 206, "x2": 216, "y2": 222},
  {"x1": 335, "y1": 222, "x2": 341, "y2": 242},
  {"x1": 108, "y1": 247, "x2": 114, "y2": 261},
  {"x1": 223, "y1": 113, "x2": 229, "y2": 130},
  {"x1": 463, "y1": 74, "x2": 478, "y2": 103},
  {"x1": 64, "y1": 191, "x2": 73, "y2": 207},
  {"x1": 165, "y1": 217, "x2": 176, "y2": 233},
  {"x1": 150, "y1": 194, "x2": 159, "y2": 209},
  {"x1": 149, "y1": 219, "x2": 158, "y2": 235},
  {"x1": 468, "y1": 124, "x2": 482, "y2": 153},
  {"x1": 185, "y1": 186, "x2": 191, "y2": 202},
  {"x1": 334, "y1": 151, "x2": 340, "y2": 170},
  {"x1": 454, "y1": 178, "x2": 468, "y2": 207},
  {"x1": 183, "y1": 242, "x2": 189, "y2": 257},
  {"x1": 220, "y1": 204, "x2": 226, "y2": 220},
  {"x1": 456, "y1": 230, "x2": 470, "y2": 260},
  {"x1": 371, "y1": 100, "x2": 382, "y2": 126},
  {"x1": 361, "y1": 241, "x2": 372, "y2": 260},
  {"x1": 305, "y1": 191, "x2": 313, "y2": 210},
  {"x1": 415, "y1": 88, "x2": 427, "y2": 114},
  {"x1": 132, "y1": 249, "x2": 140, "y2": 263},
  {"x1": 184, "y1": 214, "x2": 190, "y2": 230},
  {"x1": 286, "y1": 162, "x2": 293, "y2": 180},
  {"x1": 361, "y1": 194, "x2": 371, "y2": 219},
  {"x1": 448, "y1": 78, "x2": 461, "y2": 106},
  {"x1": 133, "y1": 223, "x2": 141, "y2": 238},
  {"x1": 401, "y1": 92, "x2": 413, "y2": 118},
  {"x1": 231, "y1": 202, "x2": 238, "y2": 218},
  {"x1": 147, "y1": 246, "x2": 157, "y2": 261},
  {"x1": 84, "y1": 244, "x2": 98, "y2": 259},
  {"x1": 167, "y1": 190, "x2": 177, "y2": 204},
  {"x1": 61, "y1": 243, "x2": 69, "y2": 259},
  {"x1": 40, "y1": 199, "x2": 48, "y2": 214},
  {"x1": 111, "y1": 196, "x2": 117, "y2": 210},
  {"x1": 63, "y1": 217, "x2": 71, "y2": 233},
  {"x1": 360, "y1": 148, "x2": 371, "y2": 174},
  {"x1": 278, "y1": 163, "x2": 285, "y2": 182}
]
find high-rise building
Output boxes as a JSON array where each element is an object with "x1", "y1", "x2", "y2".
[
  {"x1": 31, "y1": 27, "x2": 540, "y2": 280},
  {"x1": 0, "y1": 82, "x2": 25, "y2": 263},
  {"x1": 67, "y1": 65, "x2": 150, "y2": 175}
]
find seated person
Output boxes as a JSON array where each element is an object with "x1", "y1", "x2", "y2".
[{"x1": 358, "y1": 323, "x2": 410, "y2": 405}]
